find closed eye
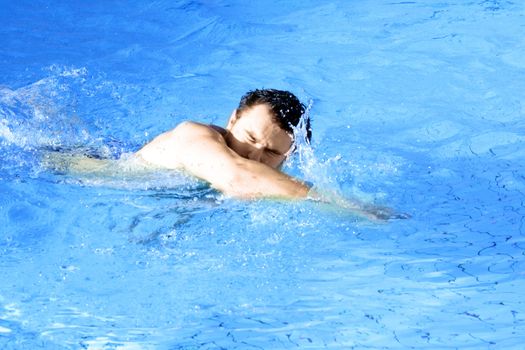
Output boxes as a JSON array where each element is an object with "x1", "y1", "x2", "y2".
[{"x1": 266, "y1": 149, "x2": 282, "y2": 157}]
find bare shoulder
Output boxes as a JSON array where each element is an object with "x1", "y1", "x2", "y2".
[
  {"x1": 172, "y1": 121, "x2": 225, "y2": 142},
  {"x1": 135, "y1": 121, "x2": 226, "y2": 169}
]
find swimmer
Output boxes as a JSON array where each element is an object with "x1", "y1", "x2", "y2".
[
  {"x1": 136, "y1": 89, "x2": 310, "y2": 199},
  {"x1": 135, "y1": 89, "x2": 406, "y2": 221},
  {"x1": 45, "y1": 89, "x2": 406, "y2": 221}
]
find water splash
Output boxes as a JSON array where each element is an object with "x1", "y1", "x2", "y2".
[
  {"x1": 285, "y1": 101, "x2": 403, "y2": 212},
  {"x1": 0, "y1": 67, "x2": 93, "y2": 151},
  {"x1": 287, "y1": 99, "x2": 343, "y2": 193},
  {"x1": 0, "y1": 65, "x2": 147, "y2": 157},
  {"x1": 0, "y1": 67, "x2": 130, "y2": 175}
]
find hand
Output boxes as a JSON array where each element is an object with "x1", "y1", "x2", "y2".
[{"x1": 308, "y1": 188, "x2": 410, "y2": 222}]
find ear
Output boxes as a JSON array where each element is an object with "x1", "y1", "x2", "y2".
[{"x1": 226, "y1": 109, "x2": 240, "y2": 130}]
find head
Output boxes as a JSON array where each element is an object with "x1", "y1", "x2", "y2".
[{"x1": 225, "y1": 89, "x2": 310, "y2": 168}]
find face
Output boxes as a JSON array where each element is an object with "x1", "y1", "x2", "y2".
[{"x1": 225, "y1": 104, "x2": 293, "y2": 169}]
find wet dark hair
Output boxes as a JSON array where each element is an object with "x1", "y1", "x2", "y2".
[{"x1": 236, "y1": 89, "x2": 311, "y2": 143}]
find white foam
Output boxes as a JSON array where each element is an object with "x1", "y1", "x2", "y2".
[
  {"x1": 82, "y1": 337, "x2": 155, "y2": 350},
  {"x1": 0, "y1": 326, "x2": 12, "y2": 334},
  {"x1": 0, "y1": 119, "x2": 15, "y2": 144}
]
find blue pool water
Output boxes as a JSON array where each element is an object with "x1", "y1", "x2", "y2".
[{"x1": 1, "y1": 0, "x2": 525, "y2": 349}]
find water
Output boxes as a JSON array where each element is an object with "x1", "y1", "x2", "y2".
[{"x1": 1, "y1": 0, "x2": 524, "y2": 349}]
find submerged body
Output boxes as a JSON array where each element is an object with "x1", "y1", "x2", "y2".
[{"x1": 45, "y1": 89, "x2": 405, "y2": 221}]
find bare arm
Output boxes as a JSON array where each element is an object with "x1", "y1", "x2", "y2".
[
  {"x1": 307, "y1": 187, "x2": 409, "y2": 221},
  {"x1": 137, "y1": 121, "x2": 310, "y2": 199}
]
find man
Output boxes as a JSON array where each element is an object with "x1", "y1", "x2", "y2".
[
  {"x1": 135, "y1": 89, "x2": 405, "y2": 221},
  {"x1": 51, "y1": 88, "x2": 403, "y2": 220},
  {"x1": 135, "y1": 89, "x2": 312, "y2": 199}
]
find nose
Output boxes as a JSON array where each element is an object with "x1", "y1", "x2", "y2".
[{"x1": 247, "y1": 146, "x2": 263, "y2": 162}]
